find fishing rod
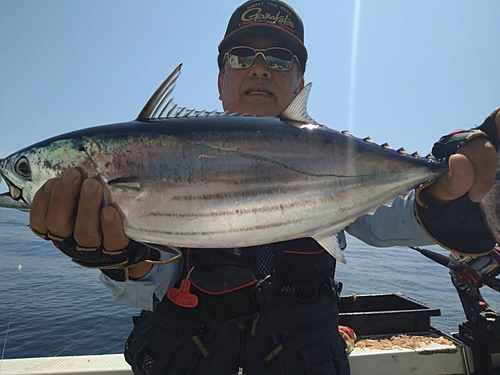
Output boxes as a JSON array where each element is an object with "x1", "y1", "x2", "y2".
[{"x1": 410, "y1": 246, "x2": 500, "y2": 375}]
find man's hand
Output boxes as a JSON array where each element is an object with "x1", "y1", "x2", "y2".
[
  {"x1": 421, "y1": 109, "x2": 500, "y2": 206},
  {"x1": 29, "y1": 168, "x2": 153, "y2": 278}
]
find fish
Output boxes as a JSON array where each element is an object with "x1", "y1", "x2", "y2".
[{"x1": 0, "y1": 64, "x2": 458, "y2": 263}]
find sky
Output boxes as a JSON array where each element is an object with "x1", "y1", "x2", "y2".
[{"x1": 1, "y1": 0, "x2": 499, "y2": 169}]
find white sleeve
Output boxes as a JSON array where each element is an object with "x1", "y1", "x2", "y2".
[
  {"x1": 99, "y1": 252, "x2": 183, "y2": 311},
  {"x1": 346, "y1": 190, "x2": 436, "y2": 247}
]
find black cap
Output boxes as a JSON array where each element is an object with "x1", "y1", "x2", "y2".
[{"x1": 218, "y1": 0, "x2": 307, "y2": 70}]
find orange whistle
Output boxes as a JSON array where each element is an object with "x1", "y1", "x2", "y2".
[{"x1": 167, "y1": 279, "x2": 199, "y2": 308}]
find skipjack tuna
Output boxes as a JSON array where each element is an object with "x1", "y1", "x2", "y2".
[{"x1": 0, "y1": 64, "x2": 494, "y2": 262}]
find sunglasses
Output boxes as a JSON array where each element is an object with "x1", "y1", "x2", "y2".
[{"x1": 224, "y1": 46, "x2": 299, "y2": 71}]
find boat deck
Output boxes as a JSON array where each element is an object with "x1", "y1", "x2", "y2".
[{"x1": 2, "y1": 334, "x2": 496, "y2": 375}]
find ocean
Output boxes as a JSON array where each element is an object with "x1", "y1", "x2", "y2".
[{"x1": 0, "y1": 207, "x2": 499, "y2": 360}]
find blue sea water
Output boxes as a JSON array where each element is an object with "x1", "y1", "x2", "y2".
[{"x1": 0, "y1": 207, "x2": 499, "y2": 360}]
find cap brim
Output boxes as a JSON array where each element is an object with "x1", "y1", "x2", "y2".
[{"x1": 218, "y1": 23, "x2": 308, "y2": 63}]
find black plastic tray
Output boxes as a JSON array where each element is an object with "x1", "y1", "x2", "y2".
[{"x1": 338, "y1": 294, "x2": 441, "y2": 336}]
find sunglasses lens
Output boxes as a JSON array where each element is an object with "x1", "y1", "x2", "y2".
[
  {"x1": 227, "y1": 47, "x2": 256, "y2": 69},
  {"x1": 264, "y1": 48, "x2": 294, "y2": 70},
  {"x1": 226, "y1": 47, "x2": 295, "y2": 70}
]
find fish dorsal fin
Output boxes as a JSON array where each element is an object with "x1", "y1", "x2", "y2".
[
  {"x1": 137, "y1": 63, "x2": 227, "y2": 120},
  {"x1": 137, "y1": 64, "x2": 183, "y2": 120},
  {"x1": 278, "y1": 83, "x2": 319, "y2": 126},
  {"x1": 313, "y1": 232, "x2": 347, "y2": 264}
]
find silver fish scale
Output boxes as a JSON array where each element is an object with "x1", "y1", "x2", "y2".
[{"x1": 68, "y1": 118, "x2": 446, "y2": 251}]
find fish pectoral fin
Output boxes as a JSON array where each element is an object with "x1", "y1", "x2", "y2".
[
  {"x1": 108, "y1": 178, "x2": 180, "y2": 191},
  {"x1": 313, "y1": 233, "x2": 347, "y2": 264},
  {"x1": 108, "y1": 178, "x2": 142, "y2": 190}
]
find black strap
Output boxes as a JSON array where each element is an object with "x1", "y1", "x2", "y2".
[
  {"x1": 156, "y1": 266, "x2": 338, "y2": 323},
  {"x1": 156, "y1": 272, "x2": 283, "y2": 323}
]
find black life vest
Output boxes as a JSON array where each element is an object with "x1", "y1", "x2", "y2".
[{"x1": 178, "y1": 232, "x2": 345, "y2": 296}]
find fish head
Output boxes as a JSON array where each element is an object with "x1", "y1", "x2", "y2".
[{"x1": 0, "y1": 138, "x2": 92, "y2": 211}]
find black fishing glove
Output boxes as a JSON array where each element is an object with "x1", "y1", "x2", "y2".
[
  {"x1": 431, "y1": 108, "x2": 500, "y2": 161},
  {"x1": 51, "y1": 236, "x2": 162, "y2": 281},
  {"x1": 415, "y1": 109, "x2": 499, "y2": 256}
]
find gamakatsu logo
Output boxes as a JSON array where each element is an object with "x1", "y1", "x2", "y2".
[{"x1": 241, "y1": 8, "x2": 295, "y2": 30}]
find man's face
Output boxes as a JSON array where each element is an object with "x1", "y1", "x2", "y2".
[{"x1": 218, "y1": 35, "x2": 305, "y2": 117}]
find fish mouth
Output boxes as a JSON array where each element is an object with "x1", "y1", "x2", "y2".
[{"x1": 0, "y1": 171, "x2": 29, "y2": 210}]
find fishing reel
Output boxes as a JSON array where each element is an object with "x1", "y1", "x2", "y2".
[
  {"x1": 448, "y1": 248, "x2": 500, "y2": 375},
  {"x1": 448, "y1": 248, "x2": 500, "y2": 290},
  {"x1": 411, "y1": 245, "x2": 500, "y2": 374}
]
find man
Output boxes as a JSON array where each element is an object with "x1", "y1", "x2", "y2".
[{"x1": 29, "y1": 1, "x2": 499, "y2": 374}]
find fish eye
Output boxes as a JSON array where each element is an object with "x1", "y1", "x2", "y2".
[{"x1": 15, "y1": 156, "x2": 31, "y2": 179}]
